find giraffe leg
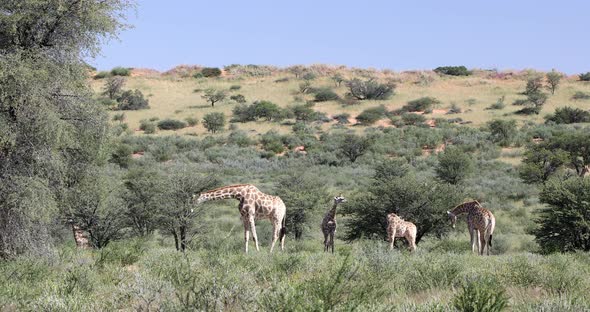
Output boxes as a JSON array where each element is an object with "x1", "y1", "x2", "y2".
[
  {"x1": 270, "y1": 220, "x2": 280, "y2": 253},
  {"x1": 470, "y1": 228, "x2": 478, "y2": 254},
  {"x1": 248, "y1": 215, "x2": 259, "y2": 252},
  {"x1": 389, "y1": 229, "x2": 396, "y2": 251},
  {"x1": 280, "y1": 229, "x2": 285, "y2": 251},
  {"x1": 243, "y1": 221, "x2": 250, "y2": 253},
  {"x1": 479, "y1": 231, "x2": 486, "y2": 256},
  {"x1": 323, "y1": 232, "x2": 329, "y2": 252},
  {"x1": 407, "y1": 232, "x2": 416, "y2": 252},
  {"x1": 329, "y1": 231, "x2": 335, "y2": 253}
]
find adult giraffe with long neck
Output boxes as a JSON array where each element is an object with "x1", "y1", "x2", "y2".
[
  {"x1": 447, "y1": 200, "x2": 496, "y2": 256},
  {"x1": 193, "y1": 184, "x2": 286, "y2": 253}
]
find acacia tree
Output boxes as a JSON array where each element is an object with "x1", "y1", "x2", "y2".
[
  {"x1": 203, "y1": 112, "x2": 226, "y2": 133},
  {"x1": 202, "y1": 88, "x2": 227, "y2": 107},
  {"x1": 435, "y1": 147, "x2": 474, "y2": 185},
  {"x1": 545, "y1": 70, "x2": 562, "y2": 95},
  {"x1": 0, "y1": 0, "x2": 130, "y2": 257},
  {"x1": 103, "y1": 76, "x2": 126, "y2": 99}
]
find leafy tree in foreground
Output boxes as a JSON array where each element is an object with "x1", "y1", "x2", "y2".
[
  {"x1": 436, "y1": 147, "x2": 474, "y2": 185},
  {"x1": 203, "y1": 112, "x2": 226, "y2": 133},
  {"x1": 0, "y1": 0, "x2": 129, "y2": 257},
  {"x1": 532, "y1": 177, "x2": 590, "y2": 253},
  {"x1": 487, "y1": 119, "x2": 517, "y2": 147}
]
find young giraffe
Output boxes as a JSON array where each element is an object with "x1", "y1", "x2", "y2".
[
  {"x1": 447, "y1": 200, "x2": 496, "y2": 256},
  {"x1": 320, "y1": 195, "x2": 346, "y2": 253},
  {"x1": 194, "y1": 184, "x2": 286, "y2": 253},
  {"x1": 386, "y1": 213, "x2": 417, "y2": 252}
]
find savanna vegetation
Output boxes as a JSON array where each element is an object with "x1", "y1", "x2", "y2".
[{"x1": 1, "y1": 1, "x2": 590, "y2": 311}]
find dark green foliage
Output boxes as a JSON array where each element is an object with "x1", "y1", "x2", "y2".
[
  {"x1": 122, "y1": 168, "x2": 165, "y2": 236},
  {"x1": 201, "y1": 67, "x2": 222, "y2": 78},
  {"x1": 487, "y1": 119, "x2": 517, "y2": 147},
  {"x1": 203, "y1": 112, "x2": 226, "y2": 133},
  {"x1": 401, "y1": 112, "x2": 426, "y2": 126},
  {"x1": 231, "y1": 104, "x2": 257, "y2": 122},
  {"x1": 331, "y1": 73, "x2": 345, "y2": 86},
  {"x1": 452, "y1": 278, "x2": 509, "y2": 312},
  {"x1": 313, "y1": 88, "x2": 340, "y2": 102},
  {"x1": 116, "y1": 89, "x2": 149, "y2": 110},
  {"x1": 252, "y1": 101, "x2": 283, "y2": 121},
  {"x1": 229, "y1": 85, "x2": 241, "y2": 91},
  {"x1": 139, "y1": 120, "x2": 157, "y2": 134},
  {"x1": 291, "y1": 103, "x2": 320, "y2": 122},
  {"x1": 402, "y1": 97, "x2": 441, "y2": 112},
  {"x1": 275, "y1": 171, "x2": 329, "y2": 239},
  {"x1": 433, "y1": 66, "x2": 471, "y2": 76},
  {"x1": 579, "y1": 72, "x2": 590, "y2": 81},
  {"x1": 436, "y1": 147, "x2": 474, "y2": 184},
  {"x1": 112, "y1": 113, "x2": 126, "y2": 123},
  {"x1": 260, "y1": 131, "x2": 285, "y2": 154},
  {"x1": 447, "y1": 103, "x2": 462, "y2": 114},
  {"x1": 524, "y1": 76, "x2": 544, "y2": 96},
  {"x1": 202, "y1": 89, "x2": 227, "y2": 107},
  {"x1": 102, "y1": 76, "x2": 126, "y2": 99},
  {"x1": 571, "y1": 91, "x2": 590, "y2": 100},
  {"x1": 356, "y1": 106, "x2": 388, "y2": 125},
  {"x1": 110, "y1": 66, "x2": 130, "y2": 76},
  {"x1": 230, "y1": 94, "x2": 247, "y2": 103},
  {"x1": 533, "y1": 177, "x2": 590, "y2": 253},
  {"x1": 274, "y1": 77, "x2": 290, "y2": 83},
  {"x1": 332, "y1": 113, "x2": 351, "y2": 124},
  {"x1": 544, "y1": 107, "x2": 590, "y2": 124},
  {"x1": 301, "y1": 72, "x2": 317, "y2": 81},
  {"x1": 299, "y1": 81, "x2": 312, "y2": 93},
  {"x1": 340, "y1": 134, "x2": 373, "y2": 162},
  {"x1": 519, "y1": 144, "x2": 569, "y2": 184},
  {"x1": 110, "y1": 143, "x2": 133, "y2": 168},
  {"x1": 94, "y1": 71, "x2": 110, "y2": 79},
  {"x1": 346, "y1": 79, "x2": 395, "y2": 100},
  {"x1": 344, "y1": 166, "x2": 464, "y2": 243},
  {"x1": 157, "y1": 119, "x2": 187, "y2": 130},
  {"x1": 227, "y1": 130, "x2": 254, "y2": 147},
  {"x1": 185, "y1": 117, "x2": 199, "y2": 126},
  {"x1": 513, "y1": 92, "x2": 547, "y2": 115}
]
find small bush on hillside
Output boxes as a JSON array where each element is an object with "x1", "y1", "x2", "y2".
[
  {"x1": 544, "y1": 107, "x2": 590, "y2": 124},
  {"x1": 94, "y1": 71, "x2": 110, "y2": 79},
  {"x1": 110, "y1": 66, "x2": 130, "y2": 76},
  {"x1": 546, "y1": 70, "x2": 562, "y2": 94},
  {"x1": 433, "y1": 66, "x2": 471, "y2": 76},
  {"x1": 313, "y1": 88, "x2": 340, "y2": 102},
  {"x1": 301, "y1": 72, "x2": 317, "y2": 81},
  {"x1": 578, "y1": 72, "x2": 590, "y2": 81},
  {"x1": 340, "y1": 134, "x2": 373, "y2": 162},
  {"x1": 260, "y1": 131, "x2": 285, "y2": 154},
  {"x1": 192, "y1": 72, "x2": 204, "y2": 79},
  {"x1": 436, "y1": 147, "x2": 474, "y2": 184},
  {"x1": 513, "y1": 92, "x2": 547, "y2": 115},
  {"x1": 97, "y1": 96, "x2": 116, "y2": 108},
  {"x1": 274, "y1": 77, "x2": 290, "y2": 83},
  {"x1": 402, "y1": 97, "x2": 440, "y2": 112},
  {"x1": 230, "y1": 94, "x2": 247, "y2": 103},
  {"x1": 447, "y1": 103, "x2": 462, "y2": 114},
  {"x1": 229, "y1": 85, "x2": 241, "y2": 91},
  {"x1": 356, "y1": 106, "x2": 388, "y2": 125},
  {"x1": 346, "y1": 79, "x2": 395, "y2": 100},
  {"x1": 291, "y1": 103, "x2": 319, "y2": 122},
  {"x1": 201, "y1": 67, "x2": 222, "y2": 78},
  {"x1": 202, "y1": 88, "x2": 227, "y2": 107},
  {"x1": 401, "y1": 113, "x2": 426, "y2": 126},
  {"x1": 157, "y1": 119, "x2": 187, "y2": 130},
  {"x1": 185, "y1": 117, "x2": 199, "y2": 126},
  {"x1": 332, "y1": 113, "x2": 350, "y2": 124},
  {"x1": 488, "y1": 119, "x2": 517, "y2": 147},
  {"x1": 116, "y1": 89, "x2": 149, "y2": 110},
  {"x1": 571, "y1": 91, "x2": 590, "y2": 100},
  {"x1": 231, "y1": 104, "x2": 257, "y2": 123},
  {"x1": 203, "y1": 112, "x2": 226, "y2": 133},
  {"x1": 486, "y1": 96, "x2": 506, "y2": 110},
  {"x1": 299, "y1": 81, "x2": 312, "y2": 93},
  {"x1": 452, "y1": 278, "x2": 509, "y2": 312},
  {"x1": 139, "y1": 120, "x2": 156, "y2": 134},
  {"x1": 103, "y1": 76, "x2": 126, "y2": 99},
  {"x1": 227, "y1": 130, "x2": 254, "y2": 147}
]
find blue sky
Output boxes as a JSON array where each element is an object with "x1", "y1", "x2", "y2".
[{"x1": 91, "y1": 0, "x2": 590, "y2": 74}]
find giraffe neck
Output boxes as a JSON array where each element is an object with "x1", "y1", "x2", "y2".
[
  {"x1": 198, "y1": 185, "x2": 251, "y2": 203},
  {"x1": 450, "y1": 201, "x2": 480, "y2": 216},
  {"x1": 326, "y1": 202, "x2": 338, "y2": 220}
]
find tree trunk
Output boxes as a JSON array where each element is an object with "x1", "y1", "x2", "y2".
[
  {"x1": 172, "y1": 229, "x2": 179, "y2": 251},
  {"x1": 180, "y1": 225, "x2": 187, "y2": 252}
]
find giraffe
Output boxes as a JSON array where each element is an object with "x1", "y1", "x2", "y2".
[
  {"x1": 68, "y1": 219, "x2": 90, "y2": 249},
  {"x1": 386, "y1": 213, "x2": 417, "y2": 252},
  {"x1": 193, "y1": 184, "x2": 286, "y2": 253},
  {"x1": 320, "y1": 195, "x2": 346, "y2": 253},
  {"x1": 447, "y1": 200, "x2": 496, "y2": 256}
]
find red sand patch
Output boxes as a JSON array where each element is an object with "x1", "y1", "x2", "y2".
[
  {"x1": 422, "y1": 143, "x2": 446, "y2": 156},
  {"x1": 431, "y1": 109, "x2": 448, "y2": 115},
  {"x1": 132, "y1": 151, "x2": 144, "y2": 159}
]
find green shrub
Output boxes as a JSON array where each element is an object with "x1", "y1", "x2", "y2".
[
  {"x1": 203, "y1": 112, "x2": 226, "y2": 133},
  {"x1": 346, "y1": 79, "x2": 395, "y2": 100},
  {"x1": 252, "y1": 100, "x2": 282, "y2": 121},
  {"x1": 301, "y1": 72, "x2": 317, "y2": 81},
  {"x1": 229, "y1": 85, "x2": 241, "y2": 91},
  {"x1": 157, "y1": 119, "x2": 187, "y2": 130},
  {"x1": 139, "y1": 120, "x2": 156, "y2": 134},
  {"x1": 544, "y1": 107, "x2": 590, "y2": 124},
  {"x1": 192, "y1": 72, "x2": 204, "y2": 79},
  {"x1": 201, "y1": 67, "x2": 222, "y2": 78},
  {"x1": 185, "y1": 117, "x2": 199, "y2": 126},
  {"x1": 402, "y1": 97, "x2": 440, "y2": 112},
  {"x1": 313, "y1": 88, "x2": 340, "y2": 102},
  {"x1": 227, "y1": 130, "x2": 254, "y2": 147},
  {"x1": 488, "y1": 119, "x2": 517, "y2": 146},
  {"x1": 231, "y1": 104, "x2": 257, "y2": 122},
  {"x1": 260, "y1": 131, "x2": 285, "y2": 154},
  {"x1": 356, "y1": 105, "x2": 388, "y2": 125},
  {"x1": 571, "y1": 91, "x2": 590, "y2": 100},
  {"x1": 93, "y1": 71, "x2": 110, "y2": 79},
  {"x1": 436, "y1": 146, "x2": 474, "y2": 184},
  {"x1": 486, "y1": 96, "x2": 506, "y2": 110},
  {"x1": 578, "y1": 72, "x2": 590, "y2": 81},
  {"x1": 332, "y1": 113, "x2": 350, "y2": 124},
  {"x1": 452, "y1": 278, "x2": 509, "y2": 312},
  {"x1": 230, "y1": 94, "x2": 247, "y2": 103},
  {"x1": 110, "y1": 66, "x2": 130, "y2": 76},
  {"x1": 434, "y1": 66, "x2": 471, "y2": 76},
  {"x1": 116, "y1": 89, "x2": 149, "y2": 110},
  {"x1": 401, "y1": 112, "x2": 426, "y2": 126}
]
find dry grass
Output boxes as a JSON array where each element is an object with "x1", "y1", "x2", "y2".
[{"x1": 91, "y1": 68, "x2": 590, "y2": 136}]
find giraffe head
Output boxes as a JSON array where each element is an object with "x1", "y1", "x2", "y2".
[
  {"x1": 334, "y1": 194, "x2": 346, "y2": 205},
  {"x1": 447, "y1": 211, "x2": 457, "y2": 228},
  {"x1": 192, "y1": 193, "x2": 208, "y2": 205}
]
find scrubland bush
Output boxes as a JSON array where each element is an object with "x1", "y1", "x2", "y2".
[
  {"x1": 486, "y1": 96, "x2": 506, "y2": 110},
  {"x1": 452, "y1": 277, "x2": 509, "y2": 312},
  {"x1": 571, "y1": 91, "x2": 590, "y2": 100},
  {"x1": 93, "y1": 71, "x2": 110, "y2": 79},
  {"x1": 346, "y1": 78, "x2": 395, "y2": 100},
  {"x1": 434, "y1": 66, "x2": 471, "y2": 76},
  {"x1": 229, "y1": 85, "x2": 241, "y2": 91},
  {"x1": 116, "y1": 89, "x2": 149, "y2": 110},
  {"x1": 157, "y1": 119, "x2": 187, "y2": 130},
  {"x1": 139, "y1": 120, "x2": 156, "y2": 134},
  {"x1": 487, "y1": 119, "x2": 517, "y2": 147},
  {"x1": 402, "y1": 97, "x2": 441, "y2": 112},
  {"x1": 200, "y1": 67, "x2": 222, "y2": 78},
  {"x1": 356, "y1": 105, "x2": 388, "y2": 125},
  {"x1": 436, "y1": 146, "x2": 474, "y2": 184},
  {"x1": 401, "y1": 112, "x2": 426, "y2": 126},
  {"x1": 203, "y1": 112, "x2": 226, "y2": 133},
  {"x1": 313, "y1": 88, "x2": 340, "y2": 102},
  {"x1": 544, "y1": 107, "x2": 590, "y2": 124},
  {"x1": 578, "y1": 72, "x2": 590, "y2": 81},
  {"x1": 110, "y1": 66, "x2": 130, "y2": 76},
  {"x1": 230, "y1": 94, "x2": 246, "y2": 103},
  {"x1": 185, "y1": 117, "x2": 199, "y2": 127}
]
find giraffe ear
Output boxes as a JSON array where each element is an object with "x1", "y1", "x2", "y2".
[{"x1": 446, "y1": 210, "x2": 451, "y2": 215}]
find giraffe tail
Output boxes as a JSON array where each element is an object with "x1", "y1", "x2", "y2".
[
  {"x1": 489, "y1": 234, "x2": 493, "y2": 247},
  {"x1": 279, "y1": 215, "x2": 286, "y2": 241}
]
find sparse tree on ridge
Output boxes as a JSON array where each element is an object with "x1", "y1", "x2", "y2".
[{"x1": 202, "y1": 88, "x2": 227, "y2": 107}]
